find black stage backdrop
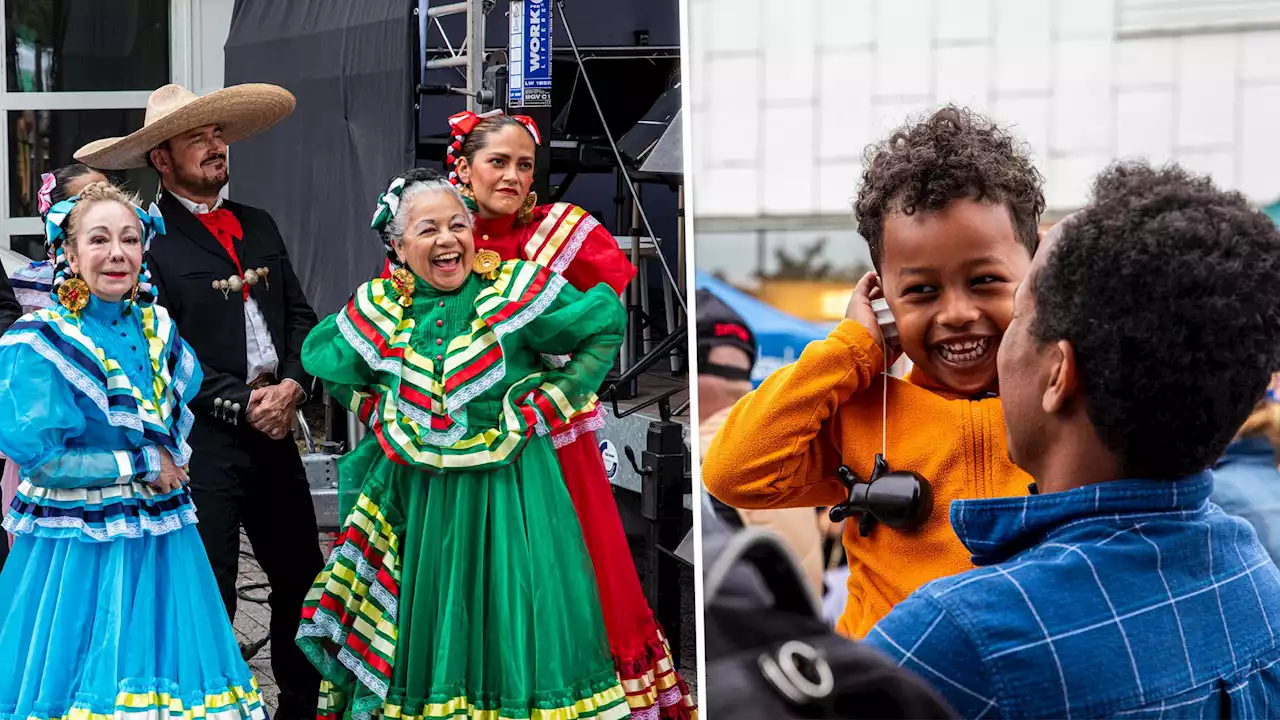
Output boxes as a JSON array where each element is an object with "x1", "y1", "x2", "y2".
[{"x1": 224, "y1": 0, "x2": 414, "y2": 316}]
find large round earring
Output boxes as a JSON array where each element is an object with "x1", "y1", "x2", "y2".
[
  {"x1": 458, "y1": 184, "x2": 476, "y2": 201},
  {"x1": 390, "y1": 266, "x2": 415, "y2": 308},
  {"x1": 58, "y1": 275, "x2": 90, "y2": 314},
  {"x1": 517, "y1": 191, "x2": 537, "y2": 224}
]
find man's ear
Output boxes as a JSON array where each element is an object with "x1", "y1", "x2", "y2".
[
  {"x1": 1042, "y1": 339, "x2": 1080, "y2": 414},
  {"x1": 149, "y1": 148, "x2": 169, "y2": 174}
]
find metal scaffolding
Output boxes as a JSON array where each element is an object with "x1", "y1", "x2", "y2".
[{"x1": 421, "y1": 0, "x2": 492, "y2": 111}]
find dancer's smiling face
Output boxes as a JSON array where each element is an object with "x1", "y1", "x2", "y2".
[{"x1": 394, "y1": 189, "x2": 476, "y2": 292}]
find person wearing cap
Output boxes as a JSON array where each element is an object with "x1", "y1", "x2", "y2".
[
  {"x1": 696, "y1": 288, "x2": 827, "y2": 599},
  {"x1": 76, "y1": 83, "x2": 323, "y2": 718}
]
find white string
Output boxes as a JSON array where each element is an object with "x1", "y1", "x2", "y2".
[{"x1": 882, "y1": 335, "x2": 888, "y2": 460}]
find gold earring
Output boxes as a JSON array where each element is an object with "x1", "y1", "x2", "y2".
[
  {"x1": 390, "y1": 267, "x2": 415, "y2": 308},
  {"x1": 58, "y1": 275, "x2": 90, "y2": 314},
  {"x1": 458, "y1": 185, "x2": 476, "y2": 201},
  {"x1": 517, "y1": 191, "x2": 537, "y2": 224},
  {"x1": 472, "y1": 249, "x2": 502, "y2": 280}
]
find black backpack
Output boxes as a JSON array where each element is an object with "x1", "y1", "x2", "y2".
[{"x1": 703, "y1": 523, "x2": 958, "y2": 719}]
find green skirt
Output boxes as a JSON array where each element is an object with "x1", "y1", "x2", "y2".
[{"x1": 296, "y1": 435, "x2": 630, "y2": 720}]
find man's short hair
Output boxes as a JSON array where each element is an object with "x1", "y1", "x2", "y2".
[{"x1": 1031, "y1": 161, "x2": 1280, "y2": 478}]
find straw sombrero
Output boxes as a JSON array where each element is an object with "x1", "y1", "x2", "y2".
[{"x1": 74, "y1": 83, "x2": 295, "y2": 170}]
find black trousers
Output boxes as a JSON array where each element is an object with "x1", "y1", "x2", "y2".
[{"x1": 188, "y1": 417, "x2": 324, "y2": 719}]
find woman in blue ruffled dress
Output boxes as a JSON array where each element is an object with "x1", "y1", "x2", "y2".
[{"x1": 0, "y1": 181, "x2": 267, "y2": 720}]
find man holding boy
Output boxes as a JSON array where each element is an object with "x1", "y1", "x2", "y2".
[{"x1": 865, "y1": 162, "x2": 1280, "y2": 718}]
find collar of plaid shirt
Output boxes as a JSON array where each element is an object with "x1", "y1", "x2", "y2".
[{"x1": 951, "y1": 471, "x2": 1215, "y2": 565}]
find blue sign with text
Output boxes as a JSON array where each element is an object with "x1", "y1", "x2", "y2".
[{"x1": 509, "y1": 0, "x2": 552, "y2": 107}]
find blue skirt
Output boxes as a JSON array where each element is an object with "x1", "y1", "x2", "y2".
[{"x1": 0, "y1": 524, "x2": 268, "y2": 719}]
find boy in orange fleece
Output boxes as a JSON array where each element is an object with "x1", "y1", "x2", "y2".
[{"x1": 702, "y1": 105, "x2": 1044, "y2": 639}]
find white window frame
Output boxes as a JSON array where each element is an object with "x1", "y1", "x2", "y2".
[{"x1": 0, "y1": 0, "x2": 194, "y2": 250}]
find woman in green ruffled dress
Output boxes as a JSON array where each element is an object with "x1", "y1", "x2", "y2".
[{"x1": 296, "y1": 167, "x2": 630, "y2": 720}]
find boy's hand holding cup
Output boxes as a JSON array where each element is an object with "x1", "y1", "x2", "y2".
[{"x1": 846, "y1": 271, "x2": 902, "y2": 369}]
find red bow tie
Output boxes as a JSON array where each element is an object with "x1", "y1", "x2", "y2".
[{"x1": 197, "y1": 208, "x2": 248, "y2": 299}]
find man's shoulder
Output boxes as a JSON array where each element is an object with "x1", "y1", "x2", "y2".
[{"x1": 222, "y1": 198, "x2": 274, "y2": 225}]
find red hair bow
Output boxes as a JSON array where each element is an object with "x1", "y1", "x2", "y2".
[{"x1": 445, "y1": 110, "x2": 543, "y2": 185}]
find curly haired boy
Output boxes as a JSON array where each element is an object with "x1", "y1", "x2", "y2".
[{"x1": 703, "y1": 105, "x2": 1044, "y2": 638}]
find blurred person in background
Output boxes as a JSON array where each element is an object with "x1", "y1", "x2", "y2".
[
  {"x1": 10, "y1": 163, "x2": 109, "y2": 313},
  {"x1": 697, "y1": 288, "x2": 827, "y2": 600},
  {"x1": 1212, "y1": 381, "x2": 1280, "y2": 564}
]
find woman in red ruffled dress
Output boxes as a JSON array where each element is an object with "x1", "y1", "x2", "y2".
[{"x1": 404, "y1": 109, "x2": 696, "y2": 720}]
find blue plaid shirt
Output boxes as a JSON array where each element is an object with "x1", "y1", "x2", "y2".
[{"x1": 864, "y1": 472, "x2": 1280, "y2": 719}]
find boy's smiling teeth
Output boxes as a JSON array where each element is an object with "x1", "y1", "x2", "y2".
[{"x1": 936, "y1": 337, "x2": 990, "y2": 364}]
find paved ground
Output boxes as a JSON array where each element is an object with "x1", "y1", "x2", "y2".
[
  {"x1": 232, "y1": 532, "x2": 283, "y2": 714},
  {"x1": 232, "y1": 529, "x2": 699, "y2": 717}
]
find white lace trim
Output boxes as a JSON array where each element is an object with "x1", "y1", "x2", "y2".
[
  {"x1": 336, "y1": 310, "x2": 473, "y2": 447},
  {"x1": 337, "y1": 539, "x2": 399, "y2": 621},
  {"x1": 550, "y1": 215, "x2": 600, "y2": 275},
  {"x1": 14, "y1": 287, "x2": 51, "y2": 310},
  {"x1": 3, "y1": 502, "x2": 196, "y2": 541},
  {"x1": 2, "y1": 331, "x2": 111, "y2": 418},
  {"x1": 393, "y1": 396, "x2": 469, "y2": 448},
  {"x1": 171, "y1": 343, "x2": 197, "y2": 399},
  {"x1": 340, "y1": 646, "x2": 391, "y2": 699},
  {"x1": 0, "y1": 330, "x2": 192, "y2": 448},
  {"x1": 336, "y1": 309, "x2": 408, "y2": 379},
  {"x1": 630, "y1": 707, "x2": 659, "y2": 720},
  {"x1": 657, "y1": 685, "x2": 687, "y2": 707},
  {"x1": 297, "y1": 612, "x2": 391, "y2": 699},
  {"x1": 444, "y1": 272, "x2": 567, "y2": 414},
  {"x1": 141, "y1": 445, "x2": 161, "y2": 484},
  {"x1": 551, "y1": 407, "x2": 607, "y2": 449}
]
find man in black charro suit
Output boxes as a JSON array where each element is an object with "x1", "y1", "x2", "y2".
[{"x1": 77, "y1": 83, "x2": 322, "y2": 719}]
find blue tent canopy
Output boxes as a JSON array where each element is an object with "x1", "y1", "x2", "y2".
[
  {"x1": 694, "y1": 271, "x2": 830, "y2": 386},
  {"x1": 1265, "y1": 200, "x2": 1280, "y2": 226}
]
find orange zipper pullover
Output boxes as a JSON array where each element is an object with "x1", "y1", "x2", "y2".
[{"x1": 702, "y1": 319, "x2": 1032, "y2": 638}]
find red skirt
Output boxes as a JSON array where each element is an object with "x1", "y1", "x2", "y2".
[{"x1": 552, "y1": 415, "x2": 697, "y2": 720}]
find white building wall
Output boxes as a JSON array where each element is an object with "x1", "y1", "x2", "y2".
[
  {"x1": 192, "y1": 0, "x2": 235, "y2": 94},
  {"x1": 688, "y1": 0, "x2": 1280, "y2": 220}
]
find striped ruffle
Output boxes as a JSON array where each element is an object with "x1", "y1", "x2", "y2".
[
  {"x1": 616, "y1": 629, "x2": 697, "y2": 720},
  {"x1": 333, "y1": 261, "x2": 602, "y2": 472},
  {"x1": 296, "y1": 493, "x2": 402, "y2": 714},
  {"x1": 0, "y1": 305, "x2": 198, "y2": 467},
  {"x1": 314, "y1": 673, "x2": 631, "y2": 720},
  {"x1": 3, "y1": 677, "x2": 266, "y2": 720},
  {"x1": 2, "y1": 479, "x2": 197, "y2": 541},
  {"x1": 11, "y1": 261, "x2": 55, "y2": 312},
  {"x1": 522, "y1": 203, "x2": 597, "y2": 275}
]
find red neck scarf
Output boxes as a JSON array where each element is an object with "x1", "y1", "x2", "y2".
[{"x1": 197, "y1": 208, "x2": 248, "y2": 299}]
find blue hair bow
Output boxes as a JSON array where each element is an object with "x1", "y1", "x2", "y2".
[{"x1": 43, "y1": 196, "x2": 166, "y2": 252}]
